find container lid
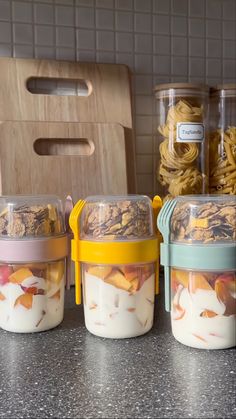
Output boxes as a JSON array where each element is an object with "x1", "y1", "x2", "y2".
[
  {"x1": 155, "y1": 83, "x2": 209, "y2": 99},
  {"x1": 80, "y1": 195, "x2": 154, "y2": 241},
  {"x1": 210, "y1": 84, "x2": 236, "y2": 98},
  {"x1": 170, "y1": 195, "x2": 236, "y2": 245},
  {"x1": 0, "y1": 195, "x2": 65, "y2": 239},
  {"x1": 154, "y1": 83, "x2": 209, "y2": 92}
]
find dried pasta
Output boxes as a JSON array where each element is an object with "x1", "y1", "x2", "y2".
[
  {"x1": 209, "y1": 126, "x2": 236, "y2": 195},
  {"x1": 157, "y1": 99, "x2": 205, "y2": 201}
]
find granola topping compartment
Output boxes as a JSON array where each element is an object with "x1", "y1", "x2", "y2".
[
  {"x1": 80, "y1": 196, "x2": 154, "y2": 241},
  {"x1": 0, "y1": 197, "x2": 64, "y2": 238},
  {"x1": 170, "y1": 196, "x2": 236, "y2": 244}
]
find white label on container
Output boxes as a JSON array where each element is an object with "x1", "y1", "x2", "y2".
[{"x1": 176, "y1": 122, "x2": 204, "y2": 143}]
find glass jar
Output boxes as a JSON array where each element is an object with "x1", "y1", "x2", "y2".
[
  {"x1": 158, "y1": 195, "x2": 236, "y2": 349},
  {"x1": 0, "y1": 196, "x2": 68, "y2": 333},
  {"x1": 71, "y1": 195, "x2": 160, "y2": 339},
  {"x1": 155, "y1": 83, "x2": 209, "y2": 202},
  {"x1": 209, "y1": 84, "x2": 236, "y2": 194}
]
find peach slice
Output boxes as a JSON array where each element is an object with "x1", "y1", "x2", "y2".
[
  {"x1": 129, "y1": 277, "x2": 139, "y2": 292},
  {"x1": 172, "y1": 284, "x2": 186, "y2": 320},
  {"x1": 119, "y1": 266, "x2": 138, "y2": 282},
  {"x1": 87, "y1": 266, "x2": 112, "y2": 280},
  {"x1": 215, "y1": 280, "x2": 236, "y2": 316},
  {"x1": 216, "y1": 274, "x2": 236, "y2": 293},
  {"x1": 14, "y1": 293, "x2": 33, "y2": 309},
  {"x1": 173, "y1": 303, "x2": 186, "y2": 320},
  {"x1": 104, "y1": 270, "x2": 132, "y2": 291},
  {"x1": 227, "y1": 280, "x2": 236, "y2": 294},
  {"x1": 188, "y1": 272, "x2": 213, "y2": 293},
  {"x1": 49, "y1": 289, "x2": 61, "y2": 300},
  {"x1": 192, "y1": 333, "x2": 207, "y2": 343},
  {"x1": 9, "y1": 268, "x2": 33, "y2": 284},
  {"x1": 200, "y1": 310, "x2": 218, "y2": 318},
  {"x1": 20, "y1": 285, "x2": 45, "y2": 295},
  {"x1": 46, "y1": 261, "x2": 64, "y2": 285},
  {"x1": 16, "y1": 263, "x2": 48, "y2": 271},
  {"x1": 0, "y1": 265, "x2": 13, "y2": 286},
  {"x1": 89, "y1": 302, "x2": 97, "y2": 310},
  {"x1": 171, "y1": 269, "x2": 189, "y2": 288},
  {"x1": 139, "y1": 266, "x2": 153, "y2": 287},
  {"x1": 0, "y1": 292, "x2": 6, "y2": 301}
]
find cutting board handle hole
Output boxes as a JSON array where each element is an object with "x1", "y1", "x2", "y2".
[
  {"x1": 34, "y1": 138, "x2": 95, "y2": 156},
  {"x1": 27, "y1": 77, "x2": 92, "y2": 96}
]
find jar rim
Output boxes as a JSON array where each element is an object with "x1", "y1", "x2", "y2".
[
  {"x1": 154, "y1": 82, "x2": 209, "y2": 92},
  {"x1": 210, "y1": 83, "x2": 236, "y2": 97}
]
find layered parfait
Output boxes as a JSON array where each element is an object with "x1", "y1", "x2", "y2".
[
  {"x1": 80, "y1": 196, "x2": 157, "y2": 338},
  {"x1": 0, "y1": 261, "x2": 64, "y2": 333},
  {"x1": 171, "y1": 268, "x2": 236, "y2": 349},
  {"x1": 170, "y1": 197, "x2": 236, "y2": 349},
  {"x1": 83, "y1": 263, "x2": 155, "y2": 338},
  {"x1": 0, "y1": 198, "x2": 65, "y2": 333}
]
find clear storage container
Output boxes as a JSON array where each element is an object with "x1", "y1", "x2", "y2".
[
  {"x1": 0, "y1": 196, "x2": 68, "y2": 333},
  {"x1": 155, "y1": 83, "x2": 209, "y2": 202},
  {"x1": 158, "y1": 195, "x2": 236, "y2": 349},
  {"x1": 70, "y1": 195, "x2": 161, "y2": 339},
  {"x1": 209, "y1": 84, "x2": 236, "y2": 195}
]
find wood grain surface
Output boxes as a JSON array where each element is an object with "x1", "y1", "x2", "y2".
[
  {"x1": 0, "y1": 121, "x2": 128, "y2": 200},
  {"x1": 0, "y1": 58, "x2": 136, "y2": 192}
]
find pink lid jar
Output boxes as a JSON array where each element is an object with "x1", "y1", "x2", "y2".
[{"x1": 0, "y1": 195, "x2": 68, "y2": 333}]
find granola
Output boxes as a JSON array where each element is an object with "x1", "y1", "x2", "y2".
[
  {"x1": 0, "y1": 204, "x2": 62, "y2": 238},
  {"x1": 82, "y1": 199, "x2": 152, "y2": 240},
  {"x1": 171, "y1": 200, "x2": 236, "y2": 243}
]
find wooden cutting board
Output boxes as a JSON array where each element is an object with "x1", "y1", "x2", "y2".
[
  {"x1": 0, "y1": 121, "x2": 128, "y2": 200},
  {"x1": 0, "y1": 58, "x2": 136, "y2": 192}
]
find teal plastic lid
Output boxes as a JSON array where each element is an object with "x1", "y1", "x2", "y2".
[{"x1": 157, "y1": 195, "x2": 236, "y2": 311}]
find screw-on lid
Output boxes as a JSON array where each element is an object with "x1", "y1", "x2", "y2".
[
  {"x1": 155, "y1": 83, "x2": 209, "y2": 99},
  {"x1": 210, "y1": 84, "x2": 236, "y2": 97},
  {"x1": 154, "y1": 83, "x2": 209, "y2": 91},
  {"x1": 0, "y1": 195, "x2": 65, "y2": 239},
  {"x1": 80, "y1": 195, "x2": 155, "y2": 241}
]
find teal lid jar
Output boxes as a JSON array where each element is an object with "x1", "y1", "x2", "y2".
[{"x1": 157, "y1": 195, "x2": 236, "y2": 349}]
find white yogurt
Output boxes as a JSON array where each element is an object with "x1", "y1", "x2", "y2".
[
  {"x1": 83, "y1": 272, "x2": 155, "y2": 338},
  {"x1": 171, "y1": 286, "x2": 236, "y2": 349},
  {"x1": 0, "y1": 276, "x2": 64, "y2": 333}
]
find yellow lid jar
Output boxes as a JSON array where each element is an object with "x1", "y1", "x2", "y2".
[{"x1": 70, "y1": 195, "x2": 161, "y2": 339}]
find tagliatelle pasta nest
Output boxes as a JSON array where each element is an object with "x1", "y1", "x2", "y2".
[
  {"x1": 157, "y1": 99, "x2": 205, "y2": 201},
  {"x1": 209, "y1": 126, "x2": 236, "y2": 195}
]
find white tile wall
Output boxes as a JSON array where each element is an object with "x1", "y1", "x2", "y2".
[{"x1": 0, "y1": 0, "x2": 236, "y2": 196}]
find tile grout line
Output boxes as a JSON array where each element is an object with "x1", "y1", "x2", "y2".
[
  {"x1": 187, "y1": 0, "x2": 190, "y2": 82},
  {"x1": 151, "y1": 0, "x2": 156, "y2": 196},
  {"x1": 72, "y1": 0, "x2": 77, "y2": 61},
  {"x1": 32, "y1": 0, "x2": 36, "y2": 59},
  {"x1": 10, "y1": 0, "x2": 13, "y2": 56}
]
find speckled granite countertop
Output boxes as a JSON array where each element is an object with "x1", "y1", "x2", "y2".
[{"x1": 0, "y1": 289, "x2": 235, "y2": 419}]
